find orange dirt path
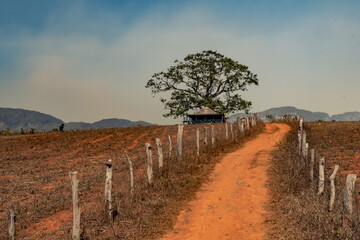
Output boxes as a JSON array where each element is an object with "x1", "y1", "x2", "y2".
[{"x1": 161, "y1": 123, "x2": 290, "y2": 240}]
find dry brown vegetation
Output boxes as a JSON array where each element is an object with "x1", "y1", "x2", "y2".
[
  {"x1": 0, "y1": 122, "x2": 264, "y2": 239},
  {"x1": 267, "y1": 121, "x2": 360, "y2": 239}
]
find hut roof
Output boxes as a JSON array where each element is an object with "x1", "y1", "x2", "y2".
[{"x1": 188, "y1": 107, "x2": 222, "y2": 116}]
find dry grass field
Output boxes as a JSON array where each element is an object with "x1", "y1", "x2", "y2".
[
  {"x1": 0, "y1": 122, "x2": 264, "y2": 239},
  {"x1": 267, "y1": 121, "x2": 360, "y2": 239}
]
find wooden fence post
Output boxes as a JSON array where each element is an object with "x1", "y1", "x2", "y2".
[
  {"x1": 8, "y1": 205, "x2": 15, "y2": 240},
  {"x1": 177, "y1": 125, "x2": 184, "y2": 161},
  {"x1": 237, "y1": 117, "x2": 241, "y2": 134},
  {"x1": 301, "y1": 131, "x2": 307, "y2": 160},
  {"x1": 344, "y1": 174, "x2": 357, "y2": 214},
  {"x1": 310, "y1": 149, "x2": 315, "y2": 181},
  {"x1": 329, "y1": 165, "x2": 339, "y2": 212},
  {"x1": 211, "y1": 125, "x2": 215, "y2": 147},
  {"x1": 168, "y1": 135, "x2": 172, "y2": 157},
  {"x1": 204, "y1": 127, "x2": 208, "y2": 146},
  {"x1": 69, "y1": 171, "x2": 80, "y2": 240},
  {"x1": 298, "y1": 131, "x2": 302, "y2": 155},
  {"x1": 125, "y1": 152, "x2": 134, "y2": 198},
  {"x1": 196, "y1": 129, "x2": 200, "y2": 156},
  {"x1": 145, "y1": 143, "x2": 153, "y2": 185},
  {"x1": 105, "y1": 159, "x2": 113, "y2": 221},
  {"x1": 299, "y1": 117, "x2": 303, "y2": 132},
  {"x1": 225, "y1": 122, "x2": 229, "y2": 141},
  {"x1": 318, "y1": 157, "x2": 325, "y2": 195},
  {"x1": 155, "y1": 138, "x2": 163, "y2": 169},
  {"x1": 304, "y1": 143, "x2": 309, "y2": 162},
  {"x1": 242, "y1": 118, "x2": 246, "y2": 132}
]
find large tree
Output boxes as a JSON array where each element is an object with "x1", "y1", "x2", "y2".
[{"x1": 146, "y1": 50, "x2": 259, "y2": 118}]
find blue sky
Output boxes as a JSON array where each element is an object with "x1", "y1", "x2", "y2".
[{"x1": 1, "y1": 0, "x2": 360, "y2": 124}]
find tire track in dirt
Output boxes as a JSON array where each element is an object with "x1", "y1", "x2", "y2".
[{"x1": 160, "y1": 123, "x2": 290, "y2": 240}]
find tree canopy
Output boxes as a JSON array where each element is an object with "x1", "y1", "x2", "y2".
[{"x1": 146, "y1": 50, "x2": 259, "y2": 118}]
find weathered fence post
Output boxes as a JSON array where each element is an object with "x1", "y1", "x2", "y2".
[
  {"x1": 318, "y1": 157, "x2": 325, "y2": 195},
  {"x1": 329, "y1": 165, "x2": 339, "y2": 212},
  {"x1": 242, "y1": 118, "x2": 246, "y2": 132},
  {"x1": 251, "y1": 115, "x2": 255, "y2": 128},
  {"x1": 299, "y1": 117, "x2": 303, "y2": 132},
  {"x1": 177, "y1": 125, "x2": 184, "y2": 161},
  {"x1": 8, "y1": 205, "x2": 15, "y2": 240},
  {"x1": 105, "y1": 159, "x2": 113, "y2": 221},
  {"x1": 304, "y1": 143, "x2": 309, "y2": 162},
  {"x1": 301, "y1": 131, "x2": 307, "y2": 160},
  {"x1": 230, "y1": 122, "x2": 234, "y2": 141},
  {"x1": 310, "y1": 149, "x2": 315, "y2": 181},
  {"x1": 125, "y1": 152, "x2": 134, "y2": 198},
  {"x1": 344, "y1": 174, "x2": 357, "y2": 214},
  {"x1": 211, "y1": 125, "x2": 215, "y2": 147},
  {"x1": 145, "y1": 143, "x2": 153, "y2": 185},
  {"x1": 237, "y1": 117, "x2": 241, "y2": 134},
  {"x1": 246, "y1": 118, "x2": 250, "y2": 131},
  {"x1": 225, "y1": 122, "x2": 229, "y2": 141},
  {"x1": 168, "y1": 135, "x2": 172, "y2": 157},
  {"x1": 155, "y1": 138, "x2": 163, "y2": 169},
  {"x1": 204, "y1": 127, "x2": 208, "y2": 146},
  {"x1": 196, "y1": 129, "x2": 200, "y2": 156},
  {"x1": 69, "y1": 171, "x2": 80, "y2": 240},
  {"x1": 298, "y1": 131, "x2": 302, "y2": 155}
]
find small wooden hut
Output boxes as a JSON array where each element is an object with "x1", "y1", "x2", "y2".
[{"x1": 184, "y1": 107, "x2": 225, "y2": 124}]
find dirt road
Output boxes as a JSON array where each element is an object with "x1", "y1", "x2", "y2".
[{"x1": 161, "y1": 123, "x2": 290, "y2": 240}]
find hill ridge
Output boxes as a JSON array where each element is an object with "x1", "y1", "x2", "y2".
[
  {"x1": 229, "y1": 106, "x2": 360, "y2": 122},
  {"x1": 0, "y1": 107, "x2": 154, "y2": 131}
]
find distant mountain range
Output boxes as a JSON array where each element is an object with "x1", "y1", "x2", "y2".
[
  {"x1": 1, "y1": 106, "x2": 359, "y2": 132},
  {"x1": 0, "y1": 107, "x2": 154, "y2": 132},
  {"x1": 229, "y1": 106, "x2": 360, "y2": 122}
]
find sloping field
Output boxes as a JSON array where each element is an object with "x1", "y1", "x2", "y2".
[
  {"x1": 0, "y1": 122, "x2": 264, "y2": 239},
  {"x1": 267, "y1": 121, "x2": 360, "y2": 239},
  {"x1": 306, "y1": 121, "x2": 360, "y2": 183}
]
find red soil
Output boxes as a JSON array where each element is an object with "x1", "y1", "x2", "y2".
[
  {"x1": 90, "y1": 134, "x2": 113, "y2": 144},
  {"x1": 24, "y1": 210, "x2": 72, "y2": 235}
]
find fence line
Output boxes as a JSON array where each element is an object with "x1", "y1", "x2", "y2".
[
  {"x1": 7, "y1": 114, "x2": 261, "y2": 238},
  {"x1": 292, "y1": 116, "x2": 359, "y2": 217}
]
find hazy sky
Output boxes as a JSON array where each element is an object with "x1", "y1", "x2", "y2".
[{"x1": 1, "y1": 0, "x2": 359, "y2": 125}]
